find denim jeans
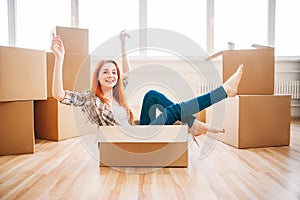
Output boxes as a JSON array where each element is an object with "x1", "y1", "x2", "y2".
[{"x1": 139, "y1": 86, "x2": 227, "y2": 127}]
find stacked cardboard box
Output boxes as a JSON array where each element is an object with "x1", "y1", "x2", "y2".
[
  {"x1": 34, "y1": 26, "x2": 91, "y2": 141},
  {"x1": 207, "y1": 45, "x2": 275, "y2": 95},
  {"x1": 0, "y1": 46, "x2": 47, "y2": 102},
  {"x1": 206, "y1": 45, "x2": 291, "y2": 148},
  {"x1": 0, "y1": 46, "x2": 47, "y2": 155},
  {"x1": 51, "y1": 26, "x2": 89, "y2": 54}
]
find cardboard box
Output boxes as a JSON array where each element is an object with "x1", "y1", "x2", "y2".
[
  {"x1": 206, "y1": 95, "x2": 291, "y2": 148},
  {"x1": 0, "y1": 46, "x2": 47, "y2": 102},
  {"x1": 207, "y1": 45, "x2": 274, "y2": 95},
  {"x1": 195, "y1": 109, "x2": 206, "y2": 122},
  {"x1": 98, "y1": 125, "x2": 188, "y2": 167},
  {"x1": 0, "y1": 101, "x2": 35, "y2": 155},
  {"x1": 51, "y1": 26, "x2": 89, "y2": 54},
  {"x1": 34, "y1": 97, "x2": 77, "y2": 141},
  {"x1": 34, "y1": 97, "x2": 97, "y2": 141},
  {"x1": 46, "y1": 52, "x2": 90, "y2": 97}
]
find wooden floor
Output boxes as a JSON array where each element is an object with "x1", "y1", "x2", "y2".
[{"x1": 1, "y1": 121, "x2": 300, "y2": 200}]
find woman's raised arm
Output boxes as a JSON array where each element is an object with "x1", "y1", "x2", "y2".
[
  {"x1": 51, "y1": 34, "x2": 66, "y2": 100},
  {"x1": 120, "y1": 30, "x2": 131, "y2": 75}
]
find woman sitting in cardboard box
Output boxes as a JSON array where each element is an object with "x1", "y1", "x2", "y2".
[{"x1": 51, "y1": 31, "x2": 243, "y2": 136}]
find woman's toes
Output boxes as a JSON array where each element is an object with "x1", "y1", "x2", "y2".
[
  {"x1": 223, "y1": 64, "x2": 244, "y2": 97},
  {"x1": 191, "y1": 120, "x2": 225, "y2": 136}
]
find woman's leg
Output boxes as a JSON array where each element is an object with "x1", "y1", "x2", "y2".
[
  {"x1": 139, "y1": 90, "x2": 196, "y2": 127},
  {"x1": 149, "y1": 86, "x2": 227, "y2": 125},
  {"x1": 139, "y1": 90, "x2": 225, "y2": 135},
  {"x1": 149, "y1": 64, "x2": 243, "y2": 126}
]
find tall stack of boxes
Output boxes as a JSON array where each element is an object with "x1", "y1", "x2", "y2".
[
  {"x1": 0, "y1": 46, "x2": 47, "y2": 155},
  {"x1": 34, "y1": 26, "x2": 91, "y2": 141},
  {"x1": 206, "y1": 45, "x2": 291, "y2": 148}
]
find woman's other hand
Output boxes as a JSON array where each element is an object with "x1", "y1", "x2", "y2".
[
  {"x1": 51, "y1": 33, "x2": 65, "y2": 59},
  {"x1": 120, "y1": 30, "x2": 130, "y2": 51}
]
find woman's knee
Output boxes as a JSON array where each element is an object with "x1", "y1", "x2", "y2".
[{"x1": 144, "y1": 90, "x2": 160, "y2": 100}]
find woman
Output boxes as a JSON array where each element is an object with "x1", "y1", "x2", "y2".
[{"x1": 51, "y1": 31, "x2": 243, "y2": 136}]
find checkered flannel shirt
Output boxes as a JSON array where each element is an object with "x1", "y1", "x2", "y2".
[{"x1": 60, "y1": 75, "x2": 130, "y2": 126}]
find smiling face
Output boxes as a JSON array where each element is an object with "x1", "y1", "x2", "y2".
[{"x1": 98, "y1": 62, "x2": 118, "y2": 90}]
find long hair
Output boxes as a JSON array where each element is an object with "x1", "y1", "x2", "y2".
[{"x1": 92, "y1": 60, "x2": 134, "y2": 123}]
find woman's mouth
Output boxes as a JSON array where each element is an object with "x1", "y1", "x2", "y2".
[{"x1": 105, "y1": 79, "x2": 115, "y2": 84}]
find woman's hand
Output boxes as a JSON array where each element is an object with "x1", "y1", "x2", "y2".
[
  {"x1": 51, "y1": 33, "x2": 65, "y2": 59},
  {"x1": 120, "y1": 30, "x2": 130, "y2": 51}
]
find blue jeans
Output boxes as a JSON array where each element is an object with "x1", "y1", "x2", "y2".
[{"x1": 139, "y1": 86, "x2": 227, "y2": 127}]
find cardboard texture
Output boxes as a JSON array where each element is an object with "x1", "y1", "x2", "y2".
[
  {"x1": 100, "y1": 143, "x2": 188, "y2": 167},
  {"x1": 0, "y1": 101, "x2": 35, "y2": 155},
  {"x1": 34, "y1": 97, "x2": 78, "y2": 141},
  {"x1": 207, "y1": 45, "x2": 274, "y2": 95},
  {"x1": 46, "y1": 52, "x2": 90, "y2": 97},
  {"x1": 98, "y1": 125, "x2": 188, "y2": 167},
  {"x1": 51, "y1": 26, "x2": 89, "y2": 54},
  {"x1": 0, "y1": 46, "x2": 47, "y2": 102},
  {"x1": 207, "y1": 95, "x2": 291, "y2": 149},
  {"x1": 195, "y1": 110, "x2": 206, "y2": 122}
]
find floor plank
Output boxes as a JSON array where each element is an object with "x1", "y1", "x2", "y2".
[{"x1": 0, "y1": 121, "x2": 300, "y2": 200}]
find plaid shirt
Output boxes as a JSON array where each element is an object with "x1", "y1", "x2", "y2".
[{"x1": 60, "y1": 75, "x2": 131, "y2": 126}]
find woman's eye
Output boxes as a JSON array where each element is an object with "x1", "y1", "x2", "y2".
[{"x1": 113, "y1": 72, "x2": 117, "y2": 75}]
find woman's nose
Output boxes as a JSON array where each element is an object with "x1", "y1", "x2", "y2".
[{"x1": 108, "y1": 72, "x2": 114, "y2": 77}]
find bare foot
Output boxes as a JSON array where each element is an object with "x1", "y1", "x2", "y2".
[
  {"x1": 223, "y1": 64, "x2": 244, "y2": 97},
  {"x1": 190, "y1": 119, "x2": 225, "y2": 136}
]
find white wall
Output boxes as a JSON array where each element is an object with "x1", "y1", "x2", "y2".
[{"x1": 275, "y1": 58, "x2": 300, "y2": 117}]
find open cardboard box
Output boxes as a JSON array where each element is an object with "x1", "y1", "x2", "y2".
[
  {"x1": 206, "y1": 95, "x2": 291, "y2": 149},
  {"x1": 97, "y1": 125, "x2": 188, "y2": 167},
  {"x1": 206, "y1": 44, "x2": 274, "y2": 95}
]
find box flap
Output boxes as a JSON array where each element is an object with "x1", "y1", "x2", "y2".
[
  {"x1": 205, "y1": 51, "x2": 224, "y2": 61},
  {"x1": 96, "y1": 125, "x2": 188, "y2": 143},
  {"x1": 251, "y1": 44, "x2": 274, "y2": 49},
  {"x1": 205, "y1": 44, "x2": 274, "y2": 61}
]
